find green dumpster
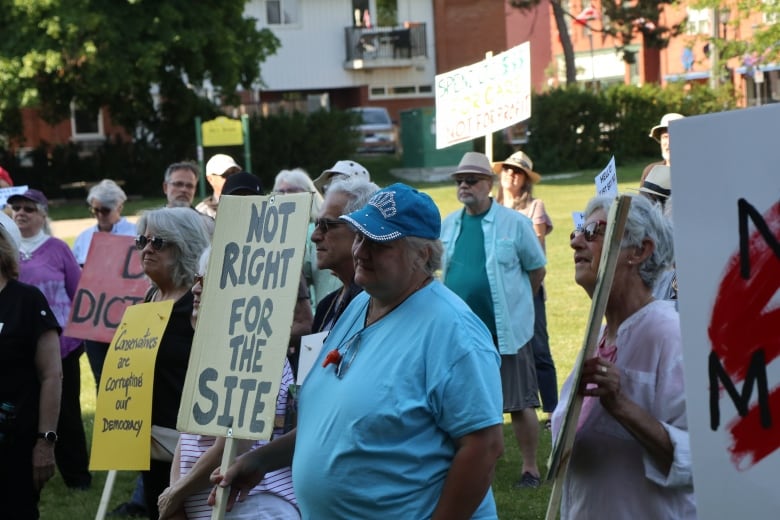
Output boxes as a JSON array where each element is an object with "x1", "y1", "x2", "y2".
[{"x1": 400, "y1": 107, "x2": 473, "y2": 168}]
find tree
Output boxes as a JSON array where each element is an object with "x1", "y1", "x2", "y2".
[
  {"x1": 598, "y1": 0, "x2": 682, "y2": 64},
  {"x1": 510, "y1": 0, "x2": 577, "y2": 86},
  {"x1": 0, "y1": 0, "x2": 280, "y2": 140}
]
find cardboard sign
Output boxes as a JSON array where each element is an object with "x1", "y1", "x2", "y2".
[
  {"x1": 673, "y1": 104, "x2": 780, "y2": 519},
  {"x1": 89, "y1": 300, "x2": 174, "y2": 470},
  {"x1": 435, "y1": 43, "x2": 531, "y2": 149},
  {"x1": 65, "y1": 234, "x2": 148, "y2": 343},
  {"x1": 177, "y1": 192, "x2": 311, "y2": 440},
  {"x1": 594, "y1": 156, "x2": 618, "y2": 196}
]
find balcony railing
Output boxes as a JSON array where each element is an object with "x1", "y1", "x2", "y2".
[{"x1": 344, "y1": 23, "x2": 427, "y2": 69}]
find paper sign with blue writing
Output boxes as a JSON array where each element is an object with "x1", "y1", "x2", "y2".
[
  {"x1": 65, "y1": 233, "x2": 148, "y2": 343},
  {"x1": 594, "y1": 156, "x2": 618, "y2": 197},
  {"x1": 435, "y1": 42, "x2": 531, "y2": 149},
  {"x1": 0, "y1": 185, "x2": 29, "y2": 208},
  {"x1": 177, "y1": 192, "x2": 312, "y2": 440},
  {"x1": 89, "y1": 300, "x2": 174, "y2": 470}
]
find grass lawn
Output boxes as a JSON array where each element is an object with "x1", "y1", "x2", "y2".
[{"x1": 39, "y1": 155, "x2": 648, "y2": 519}]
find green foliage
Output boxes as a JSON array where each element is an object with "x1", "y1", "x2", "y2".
[
  {"x1": 247, "y1": 109, "x2": 359, "y2": 189},
  {"x1": 524, "y1": 83, "x2": 737, "y2": 173},
  {"x1": 0, "y1": 0, "x2": 280, "y2": 138}
]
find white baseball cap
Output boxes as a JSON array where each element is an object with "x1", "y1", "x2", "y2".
[
  {"x1": 313, "y1": 160, "x2": 370, "y2": 192},
  {"x1": 0, "y1": 211, "x2": 22, "y2": 250},
  {"x1": 206, "y1": 154, "x2": 241, "y2": 176}
]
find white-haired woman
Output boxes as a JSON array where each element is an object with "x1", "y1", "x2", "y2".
[
  {"x1": 0, "y1": 214, "x2": 62, "y2": 519},
  {"x1": 272, "y1": 169, "x2": 329, "y2": 376},
  {"x1": 72, "y1": 179, "x2": 137, "y2": 389},
  {"x1": 72, "y1": 179, "x2": 136, "y2": 265},
  {"x1": 552, "y1": 194, "x2": 695, "y2": 519},
  {"x1": 135, "y1": 207, "x2": 210, "y2": 520}
]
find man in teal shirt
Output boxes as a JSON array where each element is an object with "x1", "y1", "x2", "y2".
[{"x1": 441, "y1": 151, "x2": 547, "y2": 489}]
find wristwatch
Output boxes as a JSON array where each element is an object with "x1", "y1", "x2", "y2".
[{"x1": 37, "y1": 431, "x2": 58, "y2": 443}]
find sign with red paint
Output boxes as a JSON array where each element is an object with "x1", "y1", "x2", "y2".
[
  {"x1": 673, "y1": 104, "x2": 780, "y2": 518},
  {"x1": 65, "y1": 234, "x2": 149, "y2": 343}
]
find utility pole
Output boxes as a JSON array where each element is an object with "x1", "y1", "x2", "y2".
[{"x1": 709, "y1": 8, "x2": 720, "y2": 89}]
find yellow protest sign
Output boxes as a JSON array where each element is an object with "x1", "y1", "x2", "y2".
[
  {"x1": 177, "y1": 192, "x2": 311, "y2": 440},
  {"x1": 201, "y1": 116, "x2": 244, "y2": 146},
  {"x1": 89, "y1": 300, "x2": 174, "y2": 470}
]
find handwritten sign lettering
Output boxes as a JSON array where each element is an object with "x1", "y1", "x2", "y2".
[
  {"x1": 178, "y1": 193, "x2": 311, "y2": 440},
  {"x1": 65, "y1": 234, "x2": 148, "y2": 342},
  {"x1": 89, "y1": 300, "x2": 173, "y2": 470},
  {"x1": 435, "y1": 43, "x2": 531, "y2": 149}
]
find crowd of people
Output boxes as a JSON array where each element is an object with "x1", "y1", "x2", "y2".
[{"x1": 0, "y1": 114, "x2": 695, "y2": 519}]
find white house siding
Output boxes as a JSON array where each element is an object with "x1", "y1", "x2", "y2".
[{"x1": 245, "y1": 0, "x2": 437, "y2": 96}]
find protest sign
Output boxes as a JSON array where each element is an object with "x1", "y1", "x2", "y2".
[
  {"x1": 0, "y1": 185, "x2": 29, "y2": 208},
  {"x1": 89, "y1": 300, "x2": 174, "y2": 470},
  {"x1": 594, "y1": 156, "x2": 618, "y2": 196},
  {"x1": 177, "y1": 192, "x2": 311, "y2": 440},
  {"x1": 298, "y1": 331, "x2": 328, "y2": 386},
  {"x1": 65, "y1": 234, "x2": 148, "y2": 343},
  {"x1": 673, "y1": 104, "x2": 780, "y2": 519},
  {"x1": 435, "y1": 43, "x2": 531, "y2": 149}
]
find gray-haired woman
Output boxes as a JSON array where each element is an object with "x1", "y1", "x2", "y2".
[
  {"x1": 552, "y1": 194, "x2": 695, "y2": 519},
  {"x1": 134, "y1": 207, "x2": 210, "y2": 520},
  {"x1": 72, "y1": 179, "x2": 136, "y2": 265}
]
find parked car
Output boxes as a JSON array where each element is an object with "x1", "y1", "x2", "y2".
[{"x1": 348, "y1": 107, "x2": 398, "y2": 154}]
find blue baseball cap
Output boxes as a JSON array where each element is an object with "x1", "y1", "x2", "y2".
[{"x1": 340, "y1": 183, "x2": 440, "y2": 242}]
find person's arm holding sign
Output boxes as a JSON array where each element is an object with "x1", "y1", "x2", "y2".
[
  {"x1": 32, "y1": 329, "x2": 62, "y2": 491},
  {"x1": 158, "y1": 437, "x2": 256, "y2": 519},
  {"x1": 208, "y1": 429, "x2": 297, "y2": 511}
]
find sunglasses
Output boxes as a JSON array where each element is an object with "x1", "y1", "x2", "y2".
[
  {"x1": 135, "y1": 235, "x2": 167, "y2": 251},
  {"x1": 315, "y1": 217, "x2": 345, "y2": 233},
  {"x1": 570, "y1": 220, "x2": 607, "y2": 242},
  {"x1": 454, "y1": 177, "x2": 482, "y2": 186},
  {"x1": 168, "y1": 181, "x2": 196, "y2": 190},
  {"x1": 89, "y1": 206, "x2": 112, "y2": 216},
  {"x1": 11, "y1": 205, "x2": 37, "y2": 213}
]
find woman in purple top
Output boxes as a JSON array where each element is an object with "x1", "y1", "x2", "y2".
[{"x1": 9, "y1": 188, "x2": 92, "y2": 490}]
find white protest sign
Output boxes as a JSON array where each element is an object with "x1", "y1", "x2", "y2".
[
  {"x1": 672, "y1": 104, "x2": 780, "y2": 519},
  {"x1": 571, "y1": 211, "x2": 585, "y2": 231},
  {"x1": 434, "y1": 43, "x2": 531, "y2": 149},
  {"x1": 0, "y1": 185, "x2": 29, "y2": 208},
  {"x1": 297, "y1": 330, "x2": 328, "y2": 386},
  {"x1": 594, "y1": 156, "x2": 618, "y2": 196},
  {"x1": 177, "y1": 192, "x2": 311, "y2": 439}
]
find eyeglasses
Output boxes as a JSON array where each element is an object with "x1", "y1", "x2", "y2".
[
  {"x1": 135, "y1": 235, "x2": 167, "y2": 251},
  {"x1": 570, "y1": 220, "x2": 607, "y2": 242},
  {"x1": 11, "y1": 205, "x2": 37, "y2": 213},
  {"x1": 314, "y1": 217, "x2": 345, "y2": 233},
  {"x1": 454, "y1": 177, "x2": 482, "y2": 186},
  {"x1": 274, "y1": 187, "x2": 307, "y2": 195},
  {"x1": 502, "y1": 165, "x2": 525, "y2": 175},
  {"x1": 168, "y1": 181, "x2": 196, "y2": 190},
  {"x1": 90, "y1": 206, "x2": 112, "y2": 216}
]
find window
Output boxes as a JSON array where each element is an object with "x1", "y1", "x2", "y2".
[
  {"x1": 266, "y1": 0, "x2": 299, "y2": 25},
  {"x1": 763, "y1": 0, "x2": 779, "y2": 24},
  {"x1": 368, "y1": 84, "x2": 434, "y2": 100},
  {"x1": 70, "y1": 104, "x2": 105, "y2": 141},
  {"x1": 685, "y1": 8, "x2": 710, "y2": 35}
]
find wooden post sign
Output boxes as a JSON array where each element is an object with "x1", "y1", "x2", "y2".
[
  {"x1": 177, "y1": 192, "x2": 312, "y2": 440},
  {"x1": 65, "y1": 234, "x2": 148, "y2": 343},
  {"x1": 672, "y1": 104, "x2": 780, "y2": 519},
  {"x1": 89, "y1": 300, "x2": 174, "y2": 470}
]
